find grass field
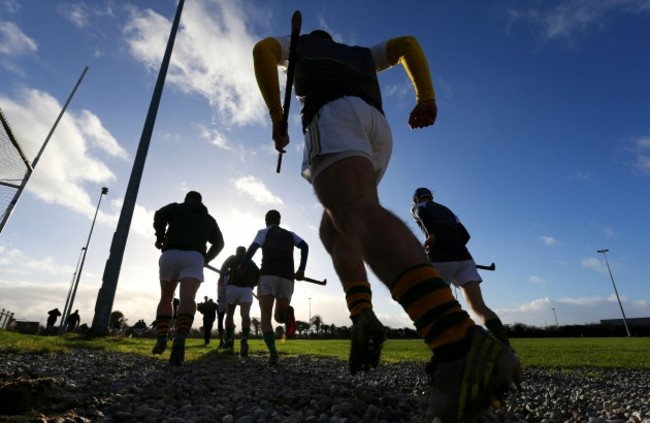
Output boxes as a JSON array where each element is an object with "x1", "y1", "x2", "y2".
[{"x1": 1, "y1": 330, "x2": 649, "y2": 369}]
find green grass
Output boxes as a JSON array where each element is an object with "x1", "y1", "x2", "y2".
[{"x1": 1, "y1": 331, "x2": 649, "y2": 369}]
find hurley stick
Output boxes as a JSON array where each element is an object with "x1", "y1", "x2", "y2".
[
  {"x1": 300, "y1": 276, "x2": 327, "y2": 286},
  {"x1": 276, "y1": 10, "x2": 302, "y2": 173},
  {"x1": 476, "y1": 262, "x2": 496, "y2": 271}
]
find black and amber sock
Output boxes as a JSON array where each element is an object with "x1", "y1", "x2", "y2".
[
  {"x1": 391, "y1": 264, "x2": 475, "y2": 358},
  {"x1": 344, "y1": 280, "x2": 372, "y2": 324},
  {"x1": 175, "y1": 313, "x2": 194, "y2": 337},
  {"x1": 242, "y1": 327, "x2": 250, "y2": 340},
  {"x1": 485, "y1": 317, "x2": 510, "y2": 346},
  {"x1": 154, "y1": 315, "x2": 172, "y2": 338}
]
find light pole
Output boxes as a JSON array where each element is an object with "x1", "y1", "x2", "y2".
[
  {"x1": 308, "y1": 297, "x2": 312, "y2": 323},
  {"x1": 552, "y1": 307, "x2": 559, "y2": 328},
  {"x1": 597, "y1": 249, "x2": 631, "y2": 337},
  {"x1": 61, "y1": 187, "x2": 108, "y2": 332},
  {"x1": 60, "y1": 246, "x2": 86, "y2": 334}
]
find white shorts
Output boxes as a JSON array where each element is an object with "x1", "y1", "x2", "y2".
[
  {"x1": 301, "y1": 96, "x2": 393, "y2": 183},
  {"x1": 257, "y1": 275, "x2": 294, "y2": 301},
  {"x1": 159, "y1": 250, "x2": 205, "y2": 282},
  {"x1": 432, "y1": 261, "x2": 482, "y2": 288},
  {"x1": 227, "y1": 285, "x2": 254, "y2": 304}
]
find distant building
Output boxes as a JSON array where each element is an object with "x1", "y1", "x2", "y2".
[{"x1": 600, "y1": 317, "x2": 650, "y2": 327}]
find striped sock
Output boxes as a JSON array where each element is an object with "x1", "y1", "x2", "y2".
[
  {"x1": 175, "y1": 313, "x2": 194, "y2": 337},
  {"x1": 155, "y1": 315, "x2": 172, "y2": 338},
  {"x1": 391, "y1": 264, "x2": 475, "y2": 353},
  {"x1": 345, "y1": 280, "x2": 372, "y2": 324}
]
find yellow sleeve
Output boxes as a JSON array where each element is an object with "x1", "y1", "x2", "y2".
[
  {"x1": 385, "y1": 36, "x2": 436, "y2": 102},
  {"x1": 253, "y1": 37, "x2": 284, "y2": 124}
]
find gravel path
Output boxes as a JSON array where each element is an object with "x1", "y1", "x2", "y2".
[{"x1": 1, "y1": 349, "x2": 649, "y2": 422}]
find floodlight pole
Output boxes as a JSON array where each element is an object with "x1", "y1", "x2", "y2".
[
  {"x1": 91, "y1": 0, "x2": 185, "y2": 335},
  {"x1": 60, "y1": 246, "x2": 86, "y2": 333},
  {"x1": 597, "y1": 249, "x2": 631, "y2": 337},
  {"x1": 552, "y1": 307, "x2": 559, "y2": 328},
  {"x1": 60, "y1": 187, "x2": 108, "y2": 333}
]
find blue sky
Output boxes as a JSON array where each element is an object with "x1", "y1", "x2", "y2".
[{"x1": 1, "y1": 0, "x2": 649, "y2": 331}]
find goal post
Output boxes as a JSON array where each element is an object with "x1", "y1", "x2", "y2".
[{"x1": 0, "y1": 107, "x2": 33, "y2": 235}]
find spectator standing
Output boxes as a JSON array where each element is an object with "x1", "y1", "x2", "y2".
[
  {"x1": 198, "y1": 297, "x2": 218, "y2": 345},
  {"x1": 65, "y1": 309, "x2": 80, "y2": 333},
  {"x1": 44, "y1": 308, "x2": 61, "y2": 335}
]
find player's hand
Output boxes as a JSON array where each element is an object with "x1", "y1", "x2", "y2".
[
  {"x1": 155, "y1": 240, "x2": 164, "y2": 250},
  {"x1": 408, "y1": 99, "x2": 437, "y2": 129},
  {"x1": 294, "y1": 268, "x2": 304, "y2": 281},
  {"x1": 272, "y1": 121, "x2": 289, "y2": 153},
  {"x1": 424, "y1": 234, "x2": 436, "y2": 252}
]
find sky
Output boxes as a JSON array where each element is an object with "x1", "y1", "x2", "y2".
[{"x1": 1, "y1": 0, "x2": 649, "y2": 332}]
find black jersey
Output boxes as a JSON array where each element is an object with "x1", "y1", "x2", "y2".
[
  {"x1": 411, "y1": 200, "x2": 473, "y2": 262},
  {"x1": 294, "y1": 34, "x2": 384, "y2": 131},
  {"x1": 247, "y1": 225, "x2": 307, "y2": 280}
]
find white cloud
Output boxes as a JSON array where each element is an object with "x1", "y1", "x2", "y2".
[
  {"x1": 529, "y1": 275, "x2": 546, "y2": 285},
  {"x1": 570, "y1": 171, "x2": 591, "y2": 181},
  {"x1": 77, "y1": 111, "x2": 127, "y2": 158},
  {"x1": 58, "y1": 3, "x2": 92, "y2": 29},
  {"x1": 233, "y1": 175, "x2": 283, "y2": 205},
  {"x1": 0, "y1": 88, "x2": 127, "y2": 220},
  {"x1": 0, "y1": 21, "x2": 37, "y2": 56},
  {"x1": 507, "y1": 0, "x2": 650, "y2": 42},
  {"x1": 197, "y1": 123, "x2": 234, "y2": 151},
  {"x1": 632, "y1": 136, "x2": 650, "y2": 174},
  {"x1": 0, "y1": 245, "x2": 73, "y2": 276},
  {"x1": 582, "y1": 257, "x2": 605, "y2": 273},
  {"x1": 123, "y1": 0, "x2": 267, "y2": 128},
  {"x1": 495, "y1": 294, "x2": 650, "y2": 327},
  {"x1": 540, "y1": 235, "x2": 556, "y2": 246}
]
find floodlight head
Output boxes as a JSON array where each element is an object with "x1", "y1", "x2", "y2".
[{"x1": 597, "y1": 249, "x2": 609, "y2": 254}]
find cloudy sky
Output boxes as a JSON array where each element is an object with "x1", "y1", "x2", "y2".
[{"x1": 1, "y1": 0, "x2": 649, "y2": 332}]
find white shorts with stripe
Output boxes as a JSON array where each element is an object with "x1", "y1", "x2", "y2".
[{"x1": 301, "y1": 96, "x2": 393, "y2": 183}]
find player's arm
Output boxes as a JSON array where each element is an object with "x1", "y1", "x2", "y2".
[
  {"x1": 152, "y1": 205, "x2": 171, "y2": 249},
  {"x1": 385, "y1": 36, "x2": 435, "y2": 103},
  {"x1": 253, "y1": 37, "x2": 284, "y2": 125},
  {"x1": 457, "y1": 222, "x2": 471, "y2": 245},
  {"x1": 383, "y1": 36, "x2": 437, "y2": 129},
  {"x1": 205, "y1": 220, "x2": 225, "y2": 263},
  {"x1": 239, "y1": 243, "x2": 260, "y2": 268}
]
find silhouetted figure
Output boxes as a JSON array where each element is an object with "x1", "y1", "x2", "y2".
[
  {"x1": 132, "y1": 319, "x2": 148, "y2": 337},
  {"x1": 65, "y1": 309, "x2": 80, "y2": 333},
  {"x1": 44, "y1": 308, "x2": 62, "y2": 335},
  {"x1": 151, "y1": 191, "x2": 225, "y2": 366},
  {"x1": 198, "y1": 297, "x2": 218, "y2": 345}
]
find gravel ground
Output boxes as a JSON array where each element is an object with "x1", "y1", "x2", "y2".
[{"x1": 1, "y1": 349, "x2": 649, "y2": 423}]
